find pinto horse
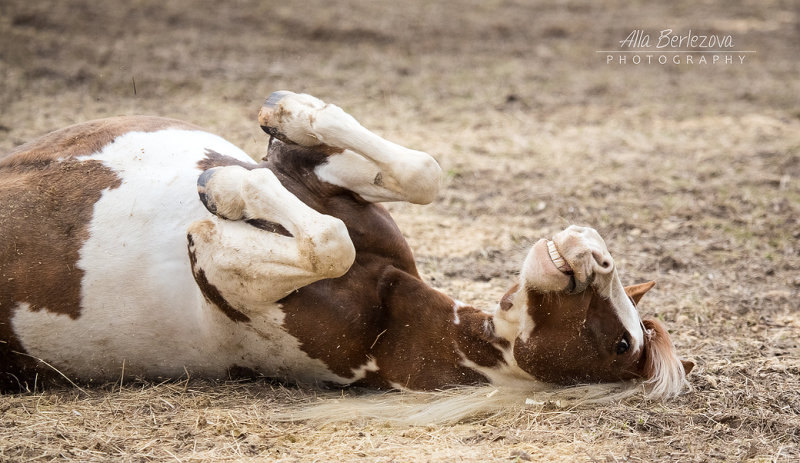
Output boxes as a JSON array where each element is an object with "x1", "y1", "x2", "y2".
[{"x1": 0, "y1": 92, "x2": 693, "y2": 395}]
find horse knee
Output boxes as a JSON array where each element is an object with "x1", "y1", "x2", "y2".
[
  {"x1": 400, "y1": 152, "x2": 441, "y2": 205},
  {"x1": 303, "y1": 215, "x2": 355, "y2": 278}
]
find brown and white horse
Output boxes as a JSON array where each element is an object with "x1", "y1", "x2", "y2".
[{"x1": 0, "y1": 92, "x2": 693, "y2": 397}]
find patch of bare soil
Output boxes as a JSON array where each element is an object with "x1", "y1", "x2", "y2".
[{"x1": 1, "y1": 0, "x2": 799, "y2": 461}]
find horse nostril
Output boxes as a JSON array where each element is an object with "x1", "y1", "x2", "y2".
[{"x1": 592, "y1": 250, "x2": 613, "y2": 272}]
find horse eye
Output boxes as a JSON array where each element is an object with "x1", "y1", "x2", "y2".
[{"x1": 616, "y1": 336, "x2": 630, "y2": 355}]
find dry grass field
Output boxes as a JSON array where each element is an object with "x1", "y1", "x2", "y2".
[{"x1": 1, "y1": 0, "x2": 799, "y2": 461}]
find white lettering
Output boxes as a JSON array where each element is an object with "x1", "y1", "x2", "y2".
[
  {"x1": 619, "y1": 30, "x2": 638, "y2": 48},
  {"x1": 723, "y1": 35, "x2": 734, "y2": 47},
  {"x1": 654, "y1": 29, "x2": 736, "y2": 49},
  {"x1": 657, "y1": 29, "x2": 672, "y2": 48}
]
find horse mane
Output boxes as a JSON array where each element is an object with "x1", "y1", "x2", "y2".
[{"x1": 640, "y1": 318, "x2": 690, "y2": 399}]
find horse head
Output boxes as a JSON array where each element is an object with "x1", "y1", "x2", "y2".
[{"x1": 494, "y1": 226, "x2": 694, "y2": 397}]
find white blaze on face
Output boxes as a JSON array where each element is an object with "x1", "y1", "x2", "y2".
[{"x1": 607, "y1": 275, "x2": 645, "y2": 354}]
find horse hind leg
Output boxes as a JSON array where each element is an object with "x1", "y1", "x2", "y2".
[{"x1": 258, "y1": 91, "x2": 442, "y2": 205}]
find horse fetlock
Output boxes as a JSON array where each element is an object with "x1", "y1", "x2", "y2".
[{"x1": 299, "y1": 216, "x2": 355, "y2": 278}]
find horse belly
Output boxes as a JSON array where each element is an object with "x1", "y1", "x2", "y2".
[{"x1": 9, "y1": 129, "x2": 254, "y2": 381}]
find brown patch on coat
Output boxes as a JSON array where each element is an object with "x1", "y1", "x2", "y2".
[
  {"x1": 266, "y1": 141, "x2": 416, "y2": 382},
  {"x1": 196, "y1": 148, "x2": 258, "y2": 171},
  {"x1": 256, "y1": 139, "x2": 507, "y2": 389},
  {"x1": 196, "y1": 136, "x2": 501, "y2": 388},
  {"x1": 262, "y1": 139, "x2": 350, "y2": 200},
  {"x1": 0, "y1": 162, "x2": 122, "y2": 318},
  {"x1": 186, "y1": 233, "x2": 250, "y2": 323},
  {"x1": 0, "y1": 116, "x2": 201, "y2": 389},
  {"x1": 367, "y1": 267, "x2": 500, "y2": 389}
]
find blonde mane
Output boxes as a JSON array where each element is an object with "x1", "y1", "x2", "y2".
[{"x1": 641, "y1": 318, "x2": 691, "y2": 399}]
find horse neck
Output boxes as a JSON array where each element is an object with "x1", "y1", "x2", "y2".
[{"x1": 374, "y1": 270, "x2": 515, "y2": 389}]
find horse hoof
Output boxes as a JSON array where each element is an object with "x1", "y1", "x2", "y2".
[
  {"x1": 258, "y1": 91, "x2": 296, "y2": 143},
  {"x1": 197, "y1": 167, "x2": 220, "y2": 215},
  {"x1": 264, "y1": 90, "x2": 293, "y2": 110}
]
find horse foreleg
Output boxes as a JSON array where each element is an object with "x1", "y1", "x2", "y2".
[
  {"x1": 188, "y1": 165, "x2": 355, "y2": 312},
  {"x1": 259, "y1": 91, "x2": 442, "y2": 204}
]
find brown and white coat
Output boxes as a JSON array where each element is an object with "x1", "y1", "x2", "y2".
[{"x1": 0, "y1": 92, "x2": 692, "y2": 395}]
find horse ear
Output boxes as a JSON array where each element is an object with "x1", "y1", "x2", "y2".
[
  {"x1": 624, "y1": 280, "x2": 656, "y2": 305},
  {"x1": 681, "y1": 358, "x2": 695, "y2": 375},
  {"x1": 499, "y1": 283, "x2": 519, "y2": 311}
]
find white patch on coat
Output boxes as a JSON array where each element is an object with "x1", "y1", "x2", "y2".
[
  {"x1": 452, "y1": 300, "x2": 467, "y2": 325},
  {"x1": 9, "y1": 128, "x2": 348, "y2": 383},
  {"x1": 490, "y1": 287, "x2": 535, "y2": 343},
  {"x1": 457, "y1": 347, "x2": 539, "y2": 388},
  {"x1": 349, "y1": 358, "x2": 380, "y2": 381}
]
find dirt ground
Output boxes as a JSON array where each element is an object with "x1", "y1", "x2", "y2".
[{"x1": 1, "y1": 0, "x2": 799, "y2": 461}]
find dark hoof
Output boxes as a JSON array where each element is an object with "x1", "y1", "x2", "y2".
[
  {"x1": 197, "y1": 167, "x2": 220, "y2": 215},
  {"x1": 264, "y1": 90, "x2": 292, "y2": 109}
]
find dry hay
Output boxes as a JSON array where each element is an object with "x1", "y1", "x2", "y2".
[{"x1": 1, "y1": 368, "x2": 797, "y2": 461}]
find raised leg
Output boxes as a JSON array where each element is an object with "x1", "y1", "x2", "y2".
[
  {"x1": 189, "y1": 166, "x2": 356, "y2": 310},
  {"x1": 258, "y1": 91, "x2": 442, "y2": 204}
]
